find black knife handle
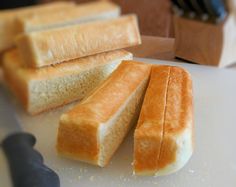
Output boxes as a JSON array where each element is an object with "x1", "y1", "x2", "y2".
[{"x1": 2, "y1": 133, "x2": 60, "y2": 187}]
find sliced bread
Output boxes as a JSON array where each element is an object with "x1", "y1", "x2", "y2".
[
  {"x1": 16, "y1": 1, "x2": 120, "y2": 33},
  {"x1": 134, "y1": 65, "x2": 194, "y2": 176},
  {"x1": 2, "y1": 49, "x2": 132, "y2": 115},
  {"x1": 0, "y1": 2, "x2": 75, "y2": 52},
  {"x1": 57, "y1": 61, "x2": 151, "y2": 167},
  {"x1": 16, "y1": 15, "x2": 141, "y2": 68}
]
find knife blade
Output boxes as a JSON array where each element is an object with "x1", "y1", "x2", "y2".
[{"x1": 0, "y1": 84, "x2": 60, "y2": 187}]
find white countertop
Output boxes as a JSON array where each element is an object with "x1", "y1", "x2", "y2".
[{"x1": 0, "y1": 58, "x2": 236, "y2": 187}]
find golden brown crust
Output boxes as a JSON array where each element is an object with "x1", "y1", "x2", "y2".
[
  {"x1": 57, "y1": 119, "x2": 100, "y2": 164},
  {"x1": 3, "y1": 49, "x2": 132, "y2": 80},
  {"x1": 16, "y1": 15, "x2": 141, "y2": 68},
  {"x1": 134, "y1": 65, "x2": 193, "y2": 175},
  {"x1": 64, "y1": 61, "x2": 151, "y2": 124},
  {"x1": 163, "y1": 67, "x2": 193, "y2": 135},
  {"x1": 57, "y1": 61, "x2": 151, "y2": 166},
  {"x1": 2, "y1": 49, "x2": 29, "y2": 112},
  {"x1": 16, "y1": 1, "x2": 120, "y2": 32},
  {"x1": 0, "y1": 2, "x2": 75, "y2": 52},
  {"x1": 158, "y1": 66, "x2": 193, "y2": 170},
  {"x1": 3, "y1": 64, "x2": 28, "y2": 110},
  {"x1": 134, "y1": 66, "x2": 170, "y2": 173}
]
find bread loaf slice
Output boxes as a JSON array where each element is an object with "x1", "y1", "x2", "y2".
[
  {"x1": 0, "y1": 2, "x2": 75, "y2": 52},
  {"x1": 16, "y1": 1, "x2": 120, "y2": 33},
  {"x1": 134, "y1": 65, "x2": 194, "y2": 176},
  {"x1": 57, "y1": 61, "x2": 151, "y2": 167},
  {"x1": 16, "y1": 15, "x2": 141, "y2": 68},
  {"x1": 2, "y1": 49, "x2": 132, "y2": 115}
]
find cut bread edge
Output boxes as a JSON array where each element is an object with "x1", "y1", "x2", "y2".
[
  {"x1": 2, "y1": 49, "x2": 132, "y2": 115},
  {"x1": 57, "y1": 61, "x2": 151, "y2": 167},
  {"x1": 15, "y1": 14, "x2": 141, "y2": 68}
]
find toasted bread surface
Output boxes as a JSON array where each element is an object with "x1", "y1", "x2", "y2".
[
  {"x1": 16, "y1": 15, "x2": 141, "y2": 68},
  {"x1": 134, "y1": 65, "x2": 193, "y2": 176},
  {"x1": 0, "y1": 2, "x2": 75, "y2": 52},
  {"x1": 57, "y1": 61, "x2": 151, "y2": 166},
  {"x1": 17, "y1": 1, "x2": 120, "y2": 32}
]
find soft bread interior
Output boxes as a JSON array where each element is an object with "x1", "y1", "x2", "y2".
[
  {"x1": 57, "y1": 61, "x2": 151, "y2": 167},
  {"x1": 28, "y1": 61, "x2": 121, "y2": 114},
  {"x1": 2, "y1": 49, "x2": 132, "y2": 114},
  {"x1": 98, "y1": 76, "x2": 148, "y2": 166}
]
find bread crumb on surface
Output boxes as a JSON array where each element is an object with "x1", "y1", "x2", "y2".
[
  {"x1": 188, "y1": 169, "x2": 195, "y2": 173},
  {"x1": 89, "y1": 176, "x2": 94, "y2": 181}
]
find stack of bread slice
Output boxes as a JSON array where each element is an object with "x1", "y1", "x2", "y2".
[
  {"x1": 0, "y1": 1, "x2": 76, "y2": 53},
  {"x1": 0, "y1": 1, "x2": 120, "y2": 53},
  {"x1": 1, "y1": 1, "x2": 141, "y2": 115},
  {"x1": 1, "y1": 0, "x2": 194, "y2": 177}
]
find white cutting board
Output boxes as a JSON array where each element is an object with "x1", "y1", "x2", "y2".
[{"x1": 1, "y1": 58, "x2": 236, "y2": 187}]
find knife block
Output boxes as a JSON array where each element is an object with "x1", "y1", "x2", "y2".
[{"x1": 174, "y1": 15, "x2": 236, "y2": 67}]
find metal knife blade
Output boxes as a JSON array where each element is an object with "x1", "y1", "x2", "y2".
[{"x1": 0, "y1": 85, "x2": 21, "y2": 142}]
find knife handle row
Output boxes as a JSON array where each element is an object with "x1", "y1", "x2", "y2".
[{"x1": 171, "y1": 0, "x2": 227, "y2": 22}]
